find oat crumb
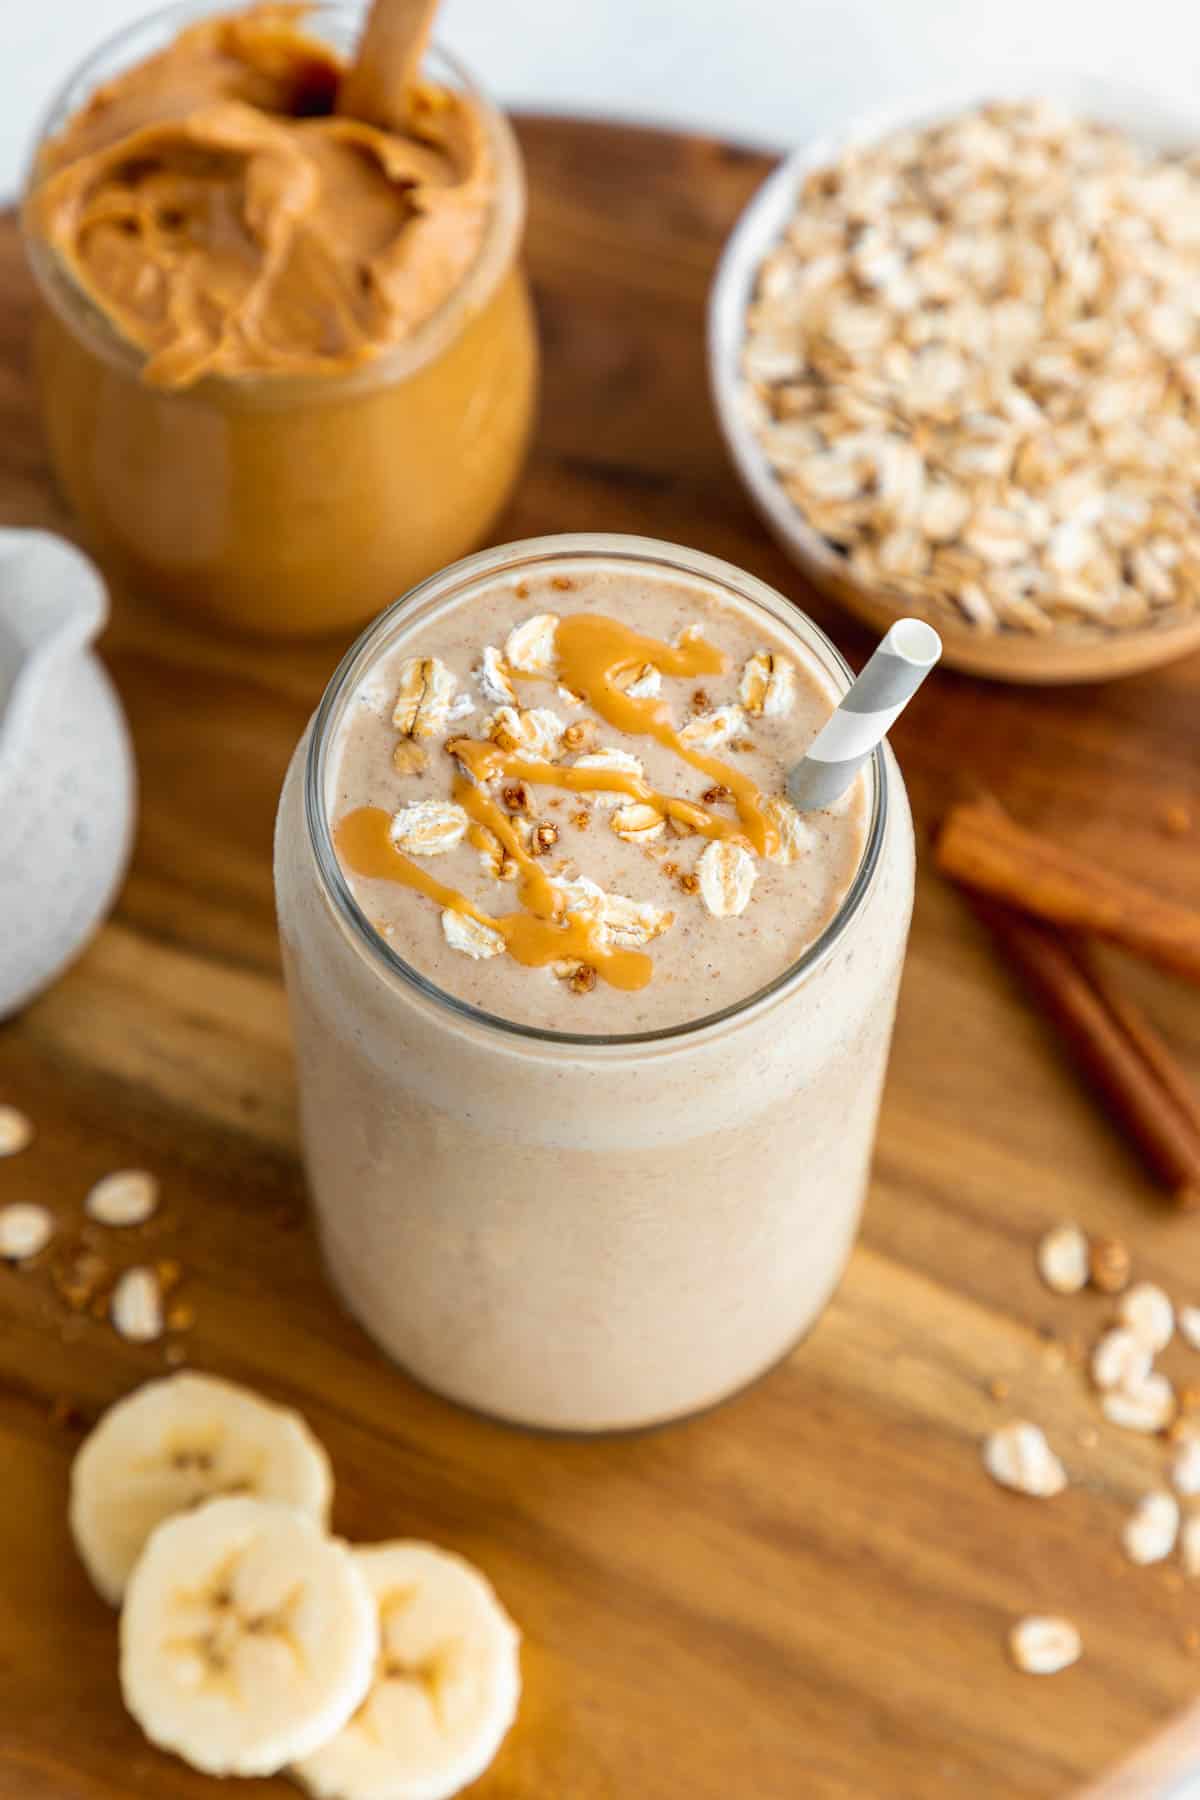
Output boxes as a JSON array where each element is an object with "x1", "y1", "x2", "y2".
[
  {"x1": 1090, "y1": 1237, "x2": 1131, "y2": 1295},
  {"x1": 1036, "y1": 1222, "x2": 1089, "y2": 1295},
  {"x1": 1159, "y1": 802, "x2": 1193, "y2": 837},
  {"x1": 1010, "y1": 1615, "x2": 1081, "y2": 1675}
]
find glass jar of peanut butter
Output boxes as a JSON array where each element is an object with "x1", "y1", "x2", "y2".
[{"x1": 22, "y1": 2, "x2": 538, "y2": 639}]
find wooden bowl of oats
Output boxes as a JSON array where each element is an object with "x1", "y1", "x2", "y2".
[{"x1": 709, "y1": 83, "x2": 1200, "y2": 682}]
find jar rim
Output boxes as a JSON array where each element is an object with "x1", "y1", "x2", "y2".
[
  {"x1": 20, "y1": 0, "x2": 526, "y2": 396},
  {"x1": 303, "y1": 532, "x2": 891, "y2": 1052}
]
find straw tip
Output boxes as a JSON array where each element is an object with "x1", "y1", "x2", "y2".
[{"x1": 885, "y1": 617, "x2": 942, "y2": 668}]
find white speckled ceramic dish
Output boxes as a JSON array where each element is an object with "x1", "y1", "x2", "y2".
[
  {"x1": 0, "y1": 530, "x2": 135, "y2": 1016},
  {"x1": 708, "y1": 78, "x2": 1200, "y2": 684}
]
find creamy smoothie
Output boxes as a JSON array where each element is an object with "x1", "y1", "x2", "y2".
[{"x1": 275, "y1": 536, "x2": 915, "y2": 1430}]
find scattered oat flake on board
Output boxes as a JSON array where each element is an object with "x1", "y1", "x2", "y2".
[
  {"x1": 1009, "y1": 1616, "x2": 1081, "y2": 1676},
  {"x1": 1102, "y1": 1371, "x2": 1175, "y2": 1434},
  {"x1": 1123, "y1": 1490, "x2": 1180, "y2": 1565},
  {"x1": 1179, "y1": 1307, "x2": 1200, "y2": 1352},
  {"x1": 0, "y1": 1203, "x2": 53, "y2": 1261},
  {"x1": 1173, "y1": 1436, "x2": 1200, "y2": 1497},
  {"x1": 982, "y1": 1421, "x2": 1067, "y2": 1497},
  {"x1": 1035, "y1": 1223, "x2": 1089, "y2": 1295},
  {"x1": 85, "y1": 1170, "x2": 159, "y2": 1228},
  {"x1": 1091, "y1": 1327, "x2": 1152, "y2": 1393},
  {"x1": 0, "y1": 1107, "x2": 33, "y2": 1157},
  {"x1": 110, "y1": 1267, "x2": 164, "y2": 1342},
  {"x1": 1119, "y1": 1282, "x2": 1174, "y2": 1352}
]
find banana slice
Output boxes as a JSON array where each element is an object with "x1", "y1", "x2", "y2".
[
  {"x1": 293, "y1": 1542, "x2": 521, "y2": 1800},
  {"x1": 70, "y1": 1371, "x2": 333, "y2": 1603},
  {"x1": 120, "y1": 1496, "x2": 377, "y2": 1777}
]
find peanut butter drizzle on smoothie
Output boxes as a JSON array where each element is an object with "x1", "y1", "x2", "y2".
[
  {"x1": 455, "y1": 613, "x2": 781, "y2": 854},
  {"x1": 28, "y1": 4, "x2": 491, "y2": 390},
  {"x1": 335, "y1": 609, "x2": 787, "y2": 993},
  {"x1": 554, "y1": 613, "x2": 780, "y2": 857},
  {"x1": 335, "y1": 805, "x2": 653, "y2": 989}
]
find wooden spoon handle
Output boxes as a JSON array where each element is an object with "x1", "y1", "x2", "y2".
[{"x1": 336, "y1": 0, "x2": 440, "y2": 128}]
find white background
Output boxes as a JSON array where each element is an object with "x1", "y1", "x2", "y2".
[{"x1": 5, "y1": 0, "x2": 1200, "y2": 198}]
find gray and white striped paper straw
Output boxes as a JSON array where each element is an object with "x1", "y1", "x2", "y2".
[{"x1": 788, "y1": 618, "x2": 941, "y2": 812}]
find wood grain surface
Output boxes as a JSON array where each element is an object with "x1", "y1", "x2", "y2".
[{"x1": 2, "y1": 117, "x2": 1200, "y2": 1800}]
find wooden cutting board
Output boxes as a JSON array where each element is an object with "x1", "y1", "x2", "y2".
[{"x1": 1, "y1": 116, "x2": 1200, "y2": 1800}]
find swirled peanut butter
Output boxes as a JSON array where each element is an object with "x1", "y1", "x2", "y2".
[
  {"x1": 29, "y1": 4, "x2": 491, "y2": 388},
  {"x1": 328, "y1": 563, "x2": 869, "y2": 1031}
]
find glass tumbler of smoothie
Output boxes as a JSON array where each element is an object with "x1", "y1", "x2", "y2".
[
  {"x1": 22, "y1": 2, "x2": 537, "y2": 639},
  {"x1": 274, "y1": 534, "x2": 916, "y2": 1431}
]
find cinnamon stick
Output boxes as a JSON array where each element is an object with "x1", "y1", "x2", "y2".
[
  {"x1": 1074, "y1": 943, "x2": 1200, "y2": 1162},
  {"x1": 969, "y1": 897, "x2": 1200, "y2": 1206},
  {"x1": 936, "y1": 798, "x2": 1200, "y2": 985}
]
